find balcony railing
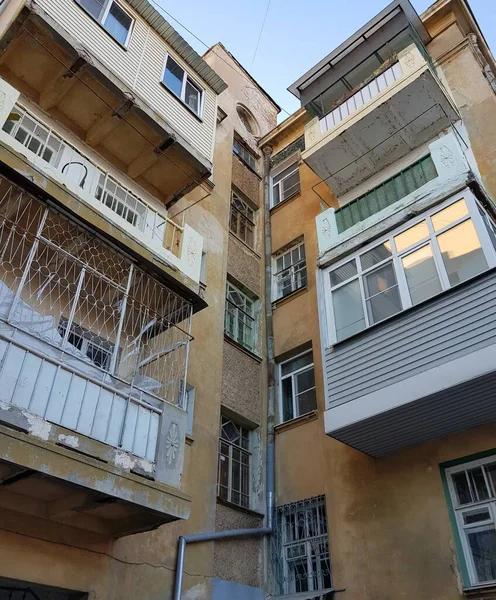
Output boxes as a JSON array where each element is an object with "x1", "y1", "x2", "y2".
[
  {"x1": 2, "y1": 105, "x2": 183, "y2": 257},
  {"x1": 0, "y1": 178, "x2": 192, "y2": 462},
  {"x1": 319, "y1": 61, "x2": 403, "y2": 136}
]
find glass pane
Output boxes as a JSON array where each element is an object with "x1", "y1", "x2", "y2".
[
  {"x1": 282, "y1": 171, "x2": 300, "y2": 200},
  {"x1": 437, "y1": 220, "x2": 487, "y2": 286},
  {"x1": 431, "y1": 199, "x2": 469, "y2": 231},
  {"x1": 281, "y1": 352, "x2": 313, "y2": 377},
  {"x1": 468, "y1": 467, "x2": 490, "y2": 501},
  {"x1": 296, "y1": 389, "x2": 317, "y2": 416},
  {"x1": 185, "y1": 79, "x2": 200, "y2": 114},
  {"x1": 402, "y1": 244, "x2": 442, "y2": 305},
  {"x1": 364, "y1": 263, "x2": 401, "y2": 324},
  {"x1": 319, "y1": 80, "x2": 349, "y2": 117},
  {"x1": 273, "y1": 163, "x2": 298, "y2": 185},
  {"x1": 332, "y1": 279, "x2": 366, "y2": 341},
  {"x1": 345, "y1": 54, "x2": 382, "y2": 89},
  {"x1": 104, "y1": 2, "x2": 132, "y2": 45},
  {"x1": 453, "y1": 471, "x2": 472, "y2": 505},
  {"x1": 360, "y1": 242, "x2": 392, "y2": 270},
  {"x1": 78, "y1": 0, "x2": 105, "y2": 19},
  {"x1": 467, "y1": 526, "x2": 496, "y2": 583},
  {"x1": 394, "y1": 221, "x2": 429, "y2": 252},
  {"x1": 282, "y1": 377, "x2": 294, "y2": 422},
  {"x1": 164, "y1": 57, "x2": 184, "y2": 97},
  {"x1": 464, "y1": 509, "x2": 492, "y2": 525},
  {"x1": 296, "y1": 368, "x2": 315, "y2": 394},
  {"x1": 329, "y1": 259, "x2": 357, "y2": 286},
  {"x1": 486, "y1": 463, "x2": 496, "y2": 497}
]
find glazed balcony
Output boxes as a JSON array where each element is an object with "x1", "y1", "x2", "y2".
[
  {"x1": 303, "y1": 44, "x2": 459, "y2": 196},
  {"x1": 0, "y1": 175, "x2": 192, "y2": 537},
  {"x1": 0, "y1": 81, "x2": 203, "y2": 285}
]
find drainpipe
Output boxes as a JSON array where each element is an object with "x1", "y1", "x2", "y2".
[{"x1": 172, "y1": 145, "x2": 275, "y2": 600}]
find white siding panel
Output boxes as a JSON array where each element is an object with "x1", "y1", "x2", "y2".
[
  {"x1": 60, "y1": 375, "x2": 87, "y2": 430},
  {"x1": 0, "y1": 344, "x2": 26, "y2": 404},
  {"x1": 44, "y1": 368, "x2": 72, "y2": 422},
  {"x1": 120, "y1": 401, "x2": 138, "y2": 453},
  {"x1": 29, "y1": 360, "x2": 58, "y2": 416},
  {"x1": 90, "y1": 387, "x2": 114, "y2": 442},
  {"x1": 77, "y1": 380, "x2": 101, "y2": 435},
  {"x1": 11, "y1": 351, "x2": 41, "y2": 409},
  {"x1": 105, "y1": 394, "x2": 126, "y2": 446},
  {"x1": 146, "y1": 411, "x2": 159, "y2": 461}
]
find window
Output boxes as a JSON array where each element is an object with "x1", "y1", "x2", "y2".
[
  {"x1": 230, "y1": 189, "x2": 255, "y2": 247},
  {"x1": 75, "y1": 0, "x2": 133, "y2": 46},
  {"x1": 233, "y1": 138, "x2": 257, "y2": 171},
  {"x1": 224, "y1": 282, "x2": 255, "y2": 351},
  {"x1": 218, "y1": 416, "x2": 250, "y2": 508},
  {"x1": 275, "y1": 496, "x2": 332, "y2": 597},
  {"x1": 327, "y1": 194, "x2": 496, "y2": 343},
  {"x1": 162, "y1": 55, "x2": 203, "y2": 116},
  {"x1": 58, "y1": 318, "x2": 115, "y2": 370},
  {"x1": 446, "y1": 455, "x2": 496, "y2": 586},
  {"x1": 279, "y1": 350, "x2": 316, "y2": 423},
  {"x1": 274, "y1": 241, "x2": 307, "y2": 300},
  {"x1": 3, "y1": 107, "x2": 65, "y2": 166},
  {"x1": 96, "y1": 174, "x2": 147, "y2": 229},
  {"x1": 236, "y1": 104, "x2": 259, "y2": 135},
  {"x1": 272, "y1": 162, "x2": 301, "y2": 206}
]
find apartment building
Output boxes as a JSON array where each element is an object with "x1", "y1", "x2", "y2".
[
  {"x1": 0, "y1": 0, "x2": 278, "y2": 597},
  {"x1": 258, "y1": 0, "x2": 496, "y2": 599}
]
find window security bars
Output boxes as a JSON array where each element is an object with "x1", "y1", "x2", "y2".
[
  {"x1": 446, "y1": 456, "x2": 496, "y2": 586},
  {"x1": 163, "y1": 56, "x2": 203, "y2": 116},
  {"x1": 224, "y1": 282, "x2": 255, "y2": 351},
  {"x1": 327, "y1": 195, "x2": 496, "y2": 343},
  {"x1": 0, "y1": 177, "x2": 193, "y2": 409},
  {"x1": 274, "y1": 242, "x2": 307, "y2": 300},
  {"x1": 335, "y1": 155, "x2": 438, "y2": 233},
  {"x1": 230, "y1": 190, "x2": 255, "y2": 248},
  {"x1": 273, "y1": 496, "x2": 332, "y2": 598},
  {"x1": 279, "y1": 350, "x2": 316, "y2": 423},
  {"x1": 2, "y1": 106, "x2": 183, "y2": 257},
  {"x1": 218, "y1": 416, "x2": 250, "y2": 508},
  {"x1": 233, "y1": 139, "x2": 257, "y2": 171},
  {"x1": 272, "y1": 163, "x2": 301, "y2": 206},
  {"x1": 76, "y1": 0, "x2": 133, "y2": 46}
]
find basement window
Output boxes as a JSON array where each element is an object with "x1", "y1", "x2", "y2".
[
  {"x1": 75, "y1": 0, "x2": 134, "y2": 47},
  {"x1": 162, "y1": 55, "x2": 204, "y2": 117}
]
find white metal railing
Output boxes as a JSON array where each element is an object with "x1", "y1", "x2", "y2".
[
  {"x1": 2, "y1": 104, "x2": 183, "y2": 257},
  {"x1": 319, "y1": 61, "x2": 403, "y2": 136}
]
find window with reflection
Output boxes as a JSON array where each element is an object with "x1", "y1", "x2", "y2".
[
  {"x1": 327, "y1": 194, "x2": 495, "y2": 343},
  {"x1": 446, "y1": 456, "x2": 496, "y2": 586}
]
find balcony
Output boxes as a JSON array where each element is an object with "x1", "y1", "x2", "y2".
[
  {"x1": 0, "y1": 0, "x2": 222, "y2": 207},
  {"x1": 319, "y1": 189, "x2": 496, "y2": 456},
  {"x1": 0, "y1": 80, "x2": 203, "y2": 285},
  {"x1": 0, "y1": 174, "x2": 192, "y2": 536},
  {"x1": 303, "y1": 44, "x2": 459, "y2": 196}
]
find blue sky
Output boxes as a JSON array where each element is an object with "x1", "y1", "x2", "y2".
[{"x1": 154, "y1": 0, "x2": 495, "y2": 119}]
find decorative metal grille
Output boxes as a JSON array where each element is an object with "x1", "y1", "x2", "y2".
[
  {"x1": 272, "y1": 496, "x2": 333, "y2": 599},
  {"x1": 0, "y1": 174, "x2": 193, "y2": 409}
]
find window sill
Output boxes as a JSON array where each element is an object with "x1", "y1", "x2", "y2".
[
  {"x1": 270, "y1": 190, "x2": 302, "y2": 214},
  {"x1": 464, "y1": 585, "x2": 496, "y2": 599},
  {"x1": 160, "y1": 82, "x2": 204, "y2": 122},
  {"x1": 272, "y1": 285, "x2": 307, "y2": 308},
  {"x1": 73, "y1": 0, "x2": 130, "y2": 50},
  {"x1": 217, "y1": 496, "x2": 265, "y2": 519},
  {"x1": 229, "y1": 231, "x2": 261, "y2": 258},
  {"x1": 233, "y1": 153, "x2": 261, "y2": 178},
  {"x1": 275, "y1": 410, "x2": 319, "y2": 434},
  {"x1": 224, "y1": 334, "x2": 262, "y2": 363}
]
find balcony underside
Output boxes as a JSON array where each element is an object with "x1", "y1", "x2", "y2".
[
  {"x1": 0, "y1": 423, "x2": 190, "y2": 539},
  {"x1": 325, "y1": 361, "x2": 496, "y2": 458},
  {"x1": 304, "y1": 71, "x2": 459, "y2": 196},
  {"x1": 0, "y1": 6, "x2": 210, "y2": 206}
]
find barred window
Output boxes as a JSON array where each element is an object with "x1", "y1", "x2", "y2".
[
  {"x1": 225, "y1": 282, "x2": 255, "y2": 351},
  {"x1": 275, "y1": 496, "x2": 332, "y2": 597},
  {"x1": 230, "y1": 189, "x2": 255, "y2": 248},
  {"x1": 274, "y1": 241, "x2": 307, "y2": 300},
  {"x1": 218, "y1": 416, "x2": 250, "y2": 508}
]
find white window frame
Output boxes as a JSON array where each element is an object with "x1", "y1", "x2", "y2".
[
  {"x1": 224, "y1": 282, "x2": 256, "y2": 352},
  {"x1": 162, "y1": 54, "x2": 204, "y2": 118},
  {"x1": 278, "y1": 350, "x2": 317, "y2": 424},
  {"x1": 271, "y1": 161, "x2": 301, "y2": 207},
  {"x1": 273, "y1": 240, "x2": 307, "y2": 300},
  {"x1": 75, "y1": 0, "x2": 134, "y2": 47},
  {"x1": 446, "y1": 455, "x2": 496, "y2": 587},
  {"x1": 230, "y1": 189, "x2": 256, "y2": 248},
  {"x1": 324, "y1": 190, "x2": 496, "y2": 345},
  {"x1": 217, "y1": 416, "x2": 251, "y2": 509}
]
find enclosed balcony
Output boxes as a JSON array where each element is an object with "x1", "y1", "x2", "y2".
[
  {"x1": 319, "y1": 189, "x2": 496, "y2": 456},
  {"x1": 302, "y1": 43, "x2": 459, "y2": 196},
  {"x1": 0, "y1": 174, "x2": 192, "y2": 536},
  {"x1": 0, "y1": 0, "x2": 225, "y2": 206}
]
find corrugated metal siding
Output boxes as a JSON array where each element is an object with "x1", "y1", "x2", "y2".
[
  {"x1": 0, "y1": 337, "x2": 160, "y2": 461},
  {"x1": 36, "y1": 0, "x2": 216, "y2": 161},
  {"x1": 325, "y1": 271, "x2": 496, "y2": 409}
]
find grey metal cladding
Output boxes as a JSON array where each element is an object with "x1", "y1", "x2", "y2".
[{"x1": 325, "y1": 270, "x2": 496, "y2": 410}]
